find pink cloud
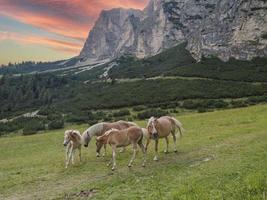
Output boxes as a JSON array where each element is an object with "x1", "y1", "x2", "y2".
[
  {"x1": 0, "y1": 0, "x2": 148, "y2": 41},
  {"x1": 0, "y1": 31, "x2": 82, "y2": 54}
]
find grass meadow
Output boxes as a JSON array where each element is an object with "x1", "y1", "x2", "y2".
[{"x1": 0, "y1": 104, "x2": 267, "y2": 199}]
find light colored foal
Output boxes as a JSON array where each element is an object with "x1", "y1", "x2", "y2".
[{"x1": 63, "y1": 130, "x2": 82, "y2": 168}]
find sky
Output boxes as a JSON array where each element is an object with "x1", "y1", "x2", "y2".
[{"x1": 0, "y1": 0, "x2": 148, "y2": 65}]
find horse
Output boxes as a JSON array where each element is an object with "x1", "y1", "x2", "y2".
[
  {"x1": 96, "y1": 126, "x2": 146, "y2": 170},
  {"x1": 81, "y1": 120, "x2": 137, "y2": 157},
  {"x1": 63, "y1": 130, "x2": 82, "y2": 168},
  {"x1": 146, "y1": 116, "x2": 184, "y2": 161}
]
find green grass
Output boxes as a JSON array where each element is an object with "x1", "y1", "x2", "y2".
[{"x1": 0, "y1": 105, "x2": 267, "y2": 199}]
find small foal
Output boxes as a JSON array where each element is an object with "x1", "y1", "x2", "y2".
[
  {"x1": 63, "y1": 130, "x2": 82, "y2": 168},
  {"x1": 96, "y1": 126, "x2": 146, "y2": 170}
]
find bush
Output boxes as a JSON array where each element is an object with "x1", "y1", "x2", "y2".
[
  {"x1": 231, "y1": 100, "x2": 248, "y2": 108},
  {"x1": 137, "y1": 109, "x2": 168, "y2": 120},
  {"x1": 103, "y1": 115, "x2": 112, "y2": 122},
  {"x1": 48, "y1": 119, "x2": 64, "y2": 130},
  {"x1": 112, "y1": 109, "x2": 130, "y2": 117},
  {"x1": 182, "y1": 99, "x2": 229, "y2": 110},
  {"x1": 22, "y1": 120, "x2": 45, "y2": 135},
  {"x1": 133, "y1": 105, "x2": 147, "y2": 111},
  {"x1": 88, "y1": 119, "x2": 98, "y2": 126},
  {"x1": 47, "y1": 113, "x2": 62, "y2": 121},
  {"x1": 65, "y1": 114, "x2": 88, "y2": 124}
]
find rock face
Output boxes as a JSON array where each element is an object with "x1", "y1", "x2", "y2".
[{"x1": 79, "y1": 0, "x2": 267, "y2": 61}]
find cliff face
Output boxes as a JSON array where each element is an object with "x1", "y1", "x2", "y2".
[{"x1": 79, "y1": 0, "x2": 267, "y2": 62}]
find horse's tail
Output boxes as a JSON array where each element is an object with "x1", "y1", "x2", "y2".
[{"x1": 169, "y1": 117, "x2": 184, "y2": 138}]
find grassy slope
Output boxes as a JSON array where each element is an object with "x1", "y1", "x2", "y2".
[{"x1": 0, "y1": 105, "x2": 267, "y2": 200}]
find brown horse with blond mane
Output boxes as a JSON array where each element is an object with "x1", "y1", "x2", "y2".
[
  {"x1": 96, "y1": 126, "x2": 146, "y2": 170},
  {"x1": 146, "y1": 116, "x2": 184, "y2": 161},
  {"x1": 82, "y1": 120, "x2": 137, "y2": 157}
]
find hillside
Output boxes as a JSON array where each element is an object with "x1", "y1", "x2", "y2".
[
  {"x1": 0, "y1": 104, "x2": 266, "y2": 199},
  {"x1": 1, "y1": 43, "x2": 267, "y2": 136}
]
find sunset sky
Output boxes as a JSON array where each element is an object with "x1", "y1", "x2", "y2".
[{"x1": 0, "y1": 0, "x2": 148, "y2": 65}]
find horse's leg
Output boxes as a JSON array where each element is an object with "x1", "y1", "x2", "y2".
[
  {"x1": 102, "y1": 144, "x2": 107, "y2": 157},
  {"x1": 171, "y1": 131, "x2": 177, "y2": 153},
  {"x1": 128, "y1": 143, "x2": 137, "y2": 167},
  {"x1": 96, "y1": 143, "x2": 102, "y2": 157},
  {"x1": 138, "y1": 141, "x2": 146, "y2": 167},
  {"x1": 66, "y1": 145, "x2": 73, "y2": 168},
  {"x1": 145, "y1": 138, "x2": 150, "y2": 151},
  {"x1": 71, "y1": 149, "x2": 75, "y2": 164},
  {"x1": 111, "y1": 145, "x2": 117, "y2": 170},
  {"x1": 79, "y1": 146, "x2": 82, "y2": 163},
  {"x1": 65, "y1": 145, "x2": 70, "y2": 168},
  {"x1": 153, "y1": 139, "x2": 159, "y2": 161},
  {"x1": 164, "y1": 136, "x2": 169, "y2": 153}
]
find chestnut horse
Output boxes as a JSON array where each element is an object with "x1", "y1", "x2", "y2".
[
  {"x1": 81, "y1": 120, "x2": 137, "y2": 156},
  {"x1": 96, "y1": 126, "x2": 146, "y2": 170},
  {"x1": 146, "y1": 116, "x2": 184, "y2": 161}
]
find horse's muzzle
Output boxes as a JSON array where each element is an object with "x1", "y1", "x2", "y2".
[
  {"x1": 152, "y1": 133, "x2": 159, "y2": 139},
  {"x1": 63, "y1": 143, "x2": 67, "y2": 147}
]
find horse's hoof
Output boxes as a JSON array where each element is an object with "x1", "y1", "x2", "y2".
[
  {"x1": 164, "y1": 150, "x2": 169, "y2": 154},
  {"x1": 142, "y1": 164, "x2": 145, "y2": 167},
  {"x1": 153, "y1": 157, "x2": 158, "y2": 161},
  {"x1": 96, "y1": 154, "x2": 100, "y2": 157},
  {"x1": 111, "y1": 167, "x2": 116, "y2": 171},
  {"x1": 174, "y1": 150, "x2": 178, "y2": 153},
  {"x1": 102, "y1": 154, "x2": 105, "y2": 157},
  {"x1": 128, "y1": 164, "x2": 132, "y2": 168}
]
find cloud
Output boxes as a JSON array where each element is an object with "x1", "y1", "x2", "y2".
[
  {"x1": 0, "y1": 0, "x2": 148, "y2": 41},
  {"x1": 0, "y1": 0, "x2": 148, "y2": 62},
  {"x1": 0, "y1": 31, "x2": 82, "y2": 54}
]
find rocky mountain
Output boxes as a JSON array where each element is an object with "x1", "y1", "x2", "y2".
[{"x1": 79, "y1": 0, "x2": 267, "y2": 62}]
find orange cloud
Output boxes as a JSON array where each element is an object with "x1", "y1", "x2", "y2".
[
  {"x1": 0, "y1": 0, "x2": 148, "y2": 41},
  {"x1": 0, "y1": 0, "x2": 148, "y2": 59},
  {"x1": 0, "y1": 31, "x2": 82, "y2": 54}
]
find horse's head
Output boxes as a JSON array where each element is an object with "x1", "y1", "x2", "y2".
[
  {"x1": 82, "y1": 130, "x2": 91, "y2": 147},
  {"x1": 63, "y1": 130, "x2": 73, "y2": 146},
  {"x1": 147, "y1": 117, "x2": 159, "y2": 139}
]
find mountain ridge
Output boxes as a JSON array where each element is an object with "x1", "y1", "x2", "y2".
[{"x1": 79, "y1": 0, "x2": 267, "y2": 62}]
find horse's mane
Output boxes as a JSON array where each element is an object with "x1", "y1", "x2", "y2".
[{"x1": 147, "y1": 116, "x2": 156, "y2": 127}]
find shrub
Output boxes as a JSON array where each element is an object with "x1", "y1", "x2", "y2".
[
  {"x1": 133, "y1": 105, "x2": 147, "y2": 111},
  {"x1": 48, "y1": 119, "x2": 64, "y2": 130},
  {"x1": 112, "y1": 109, "x2": 130, "y2": 117},
  {"x1": 65, "y1": 114, "x2": 88, "y2": 124},
  {"x1": 47, "y1": 113, "x2": 62, "y2": 121},
  {"x1": 137, "y1": 109, "x2": 168, "y2": 120},
  {"x1": 22, "y1": 120, "x2": 45, "y2": 135},
  {"x1": 103, "y1": 115, "x2": 112, "y2": 122},
  {"x1": 231, "y1": 100, "x2": 248, "y2": 108},
  {"x1": 88, "y1": 119, "x2": 98, "y2": 126}
]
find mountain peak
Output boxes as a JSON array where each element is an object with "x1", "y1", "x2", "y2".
[{"x1": 79, "y1": 0, "x2": 267, "y2": 62}]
